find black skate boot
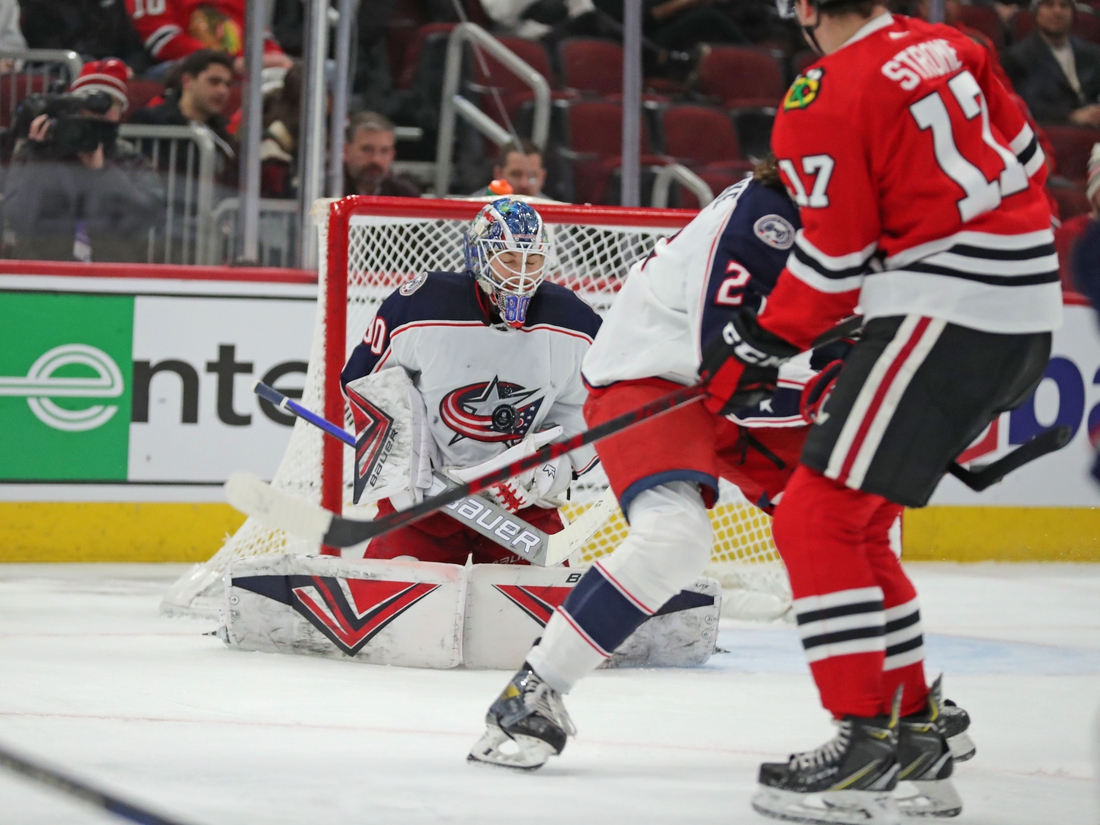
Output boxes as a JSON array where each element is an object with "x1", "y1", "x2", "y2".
[
  {"x1": 467, "y1": 662, "x2": 575, "y2": 771},
  {"x1": 894, "y1": 677, "x2": 963, "y2": 818},
  {"x1": 940, "y1": 699, "x2": 975, "y2": 762},
  {"x1": 752, "y1": 700, "x2": 902, "y2": 824}
]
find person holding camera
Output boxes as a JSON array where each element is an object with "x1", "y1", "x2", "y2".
[{"x1": 1, "y1": 61, "x2": 166, "y2": 263}]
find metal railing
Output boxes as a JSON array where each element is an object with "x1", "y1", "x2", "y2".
[
  {"x1": 651, "y1": 164, "x2": 715, "y2": 208},
  {"x1": 119, "y1": 124, "x2": 219, "y2": 265},
  {"x1": 212, "y1": 198, "x2": 301, "y2": 268},
  {"x1": 435, "y1": 23, "x2": 551, "y2": 196},
  {"x1": 0, "y1": 50, "x2": 83, "y2": 130}
]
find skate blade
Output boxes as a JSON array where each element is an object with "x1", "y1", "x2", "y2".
[
  {"x1": 752, "y1": 786, "x2": 901, "y2": 825},
  {"x1": 895, "y1": 779, "x2": 963, "y2": 818},
  {"x1": 946, "y1": 731, "x2": 975, "y2": 763},
  {"x1": 467, "y1": 725, "x2": 556, "y2": 771}
]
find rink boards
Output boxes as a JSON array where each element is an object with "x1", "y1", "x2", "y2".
[{"x1": 0, "y1": 263, "x2": 1097, "y2": 563}]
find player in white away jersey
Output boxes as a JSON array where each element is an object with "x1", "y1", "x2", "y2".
[{"x1": 341, "y1": 198, "x2": 601, "y2": 565}]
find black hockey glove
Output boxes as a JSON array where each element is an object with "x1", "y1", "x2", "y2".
[{"x1": 699, "y1": 310, "x2": 800, "y2": 416}]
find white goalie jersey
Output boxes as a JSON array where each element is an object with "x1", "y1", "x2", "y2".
[{"x1": 341, "y1": 270, "x2": 602, "y2": 478}]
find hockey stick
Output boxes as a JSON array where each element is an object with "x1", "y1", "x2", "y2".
[
  {"x1": 228, "y1": 382, "x2": 706, "y2": 549},
  {"x1": 0, "y1": 740, "x2": 198, "y2": 825},
  {"x1": 947, "y1": 424, "x2": 1072, "y2": 492},
  {"x1": 248, "y1": 381, "x2": 617, "y2": 565}
]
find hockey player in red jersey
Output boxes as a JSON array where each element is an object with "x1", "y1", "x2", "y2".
[
  {"x1": 126, "y1": 0, "x2": 289, "y2": 68},
  {"x1": 469, "y1": 4, "x2": 1055, "y2": 823}
]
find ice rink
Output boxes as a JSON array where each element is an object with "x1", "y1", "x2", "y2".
[{"x1": 1, "y1": 562, "x2": 1097, "y2": 825}]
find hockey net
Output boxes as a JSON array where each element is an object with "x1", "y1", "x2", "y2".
[{"x1": 162, "y1": 196, "x2": 791, "y2": 619}]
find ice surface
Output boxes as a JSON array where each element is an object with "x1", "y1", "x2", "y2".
[{"x1": 0, "y1": 563, "x2": 1097, "y2": 825}]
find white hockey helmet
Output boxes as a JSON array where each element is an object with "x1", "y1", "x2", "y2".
[{"x1": 464, "y1": 198, "x2": 551, "y2": 329}]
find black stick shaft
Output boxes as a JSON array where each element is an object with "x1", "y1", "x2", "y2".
[
  {"x1": 324, "y1": 383, "x2": 707, "y2": 546},
  {"x1": 0, "y1": 744, "x2": 197, "y2": 825},
  {"x1": 947, "y1": 425, "x2": 1072, "y2": 492}
]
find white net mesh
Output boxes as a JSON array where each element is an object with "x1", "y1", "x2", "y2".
[{"x1": 161, "y1": 198, "x2": 791, "y2": 619}]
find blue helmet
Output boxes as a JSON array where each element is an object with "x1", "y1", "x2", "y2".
[{"x1": 464, "y1": 198, "x2": 551, "y2": 329}]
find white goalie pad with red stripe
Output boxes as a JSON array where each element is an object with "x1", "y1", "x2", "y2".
[
  {"x1": 221, "y1": 555, "x2": 465, "y2": 668},
  {"x1": 462, "y1": 565, "x2": 722, "y2": 670},
  {"x1": 221, "y1": 557, "x2": 720, "y2": 670}
]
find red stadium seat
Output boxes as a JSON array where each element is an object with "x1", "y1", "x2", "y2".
[
  {"x1": 955, "y1": 5, "x2": 1005, "y2": 52},
  {"x1": 471, "y1": 37, "x2": 559, "y2": 128},
  {"x1": 696, "y1": 46, "x2": 786, "y2": 109},
  {"x1": 1051, "y1": 183, "x2": 1091, "y2": 221},
  {"x1": 1013, "y1": 10, "x2": 1035, "y2": 42},
  {"x1": 791, "y1": 51, "x2": 819, "y2": 79},
  {"x1": 1074, "y1": 7, "x2": 1100, "y2": 45},
  {"x1": 124, "y1": 79, "x2": 164, "y2": 119},
  {"x1": 398, "y1": 23, "x2": 456, "y2": 90},
  {"x1": 561, "y1": 100, "x2": 667, "y2": 203},
  {"x1": 560, "y1": 38, "x2": 624, "y2": 96},
  {"x1": 1044, "y1": 125, "x2": 1100, "y2": 183},
  {"x1": 662, "y1": 104, "x2": 743, "y2": 166}
]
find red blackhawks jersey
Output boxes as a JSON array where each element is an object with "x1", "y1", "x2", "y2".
[
  {"x1": 762, "y1": 13, "x2": 1061, "y2": 350},
  {"x1": 126, "y1": 0, "x2": 284, "y2": 62}
]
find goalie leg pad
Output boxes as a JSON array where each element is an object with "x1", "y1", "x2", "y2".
[{"x1": 220, "y1": 555, "x2": 464, "y2": 668}]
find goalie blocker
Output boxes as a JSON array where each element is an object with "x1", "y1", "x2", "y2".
[{"x1": 219, "y1": 555, "x2": 720, "y2": 669}]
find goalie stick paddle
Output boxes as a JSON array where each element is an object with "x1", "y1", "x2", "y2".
[
  {"x1": 947, "y1": 424, "x2": 1072, "y2": 492},
  {"x1": 246, "y1": 381, "x2": 617, "y2": 565},
  {"x1": 0, "y1": 740, "x2": 198, "y2": 825},
  {"x1": 229, "y1": 381, "x2": 706, "y2": 549}
]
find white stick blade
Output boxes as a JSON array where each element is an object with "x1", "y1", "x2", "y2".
[
  {"x1": 546, "y1": 487, "x2": 619, "y2": 566},
  {"x1": 224, "y1": 472, "x2": 333, "y2": 544}
]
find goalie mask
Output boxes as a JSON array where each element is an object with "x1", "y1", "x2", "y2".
[{"x1": 464, "y1": 198, "x2": 551, "y2": 329}]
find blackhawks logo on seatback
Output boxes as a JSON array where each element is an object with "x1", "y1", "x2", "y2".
[{"x1": 783, "y1": 68, "x2": 825, "y2": 111}]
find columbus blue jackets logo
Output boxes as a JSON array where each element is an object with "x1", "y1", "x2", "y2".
[
  {"x1": 754, "y1": 214, "x2": 795, "y2": 250},
  {"x1": 439, "y1": 377, "x2": 544, "y2": 445},
  {"x1": 233, "y1": 574, "x2": 440, "y2": 656}
]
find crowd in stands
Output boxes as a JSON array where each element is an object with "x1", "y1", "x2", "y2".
[{"x1": 0, "y1": 0, "x2": 1093, "y2": 280}]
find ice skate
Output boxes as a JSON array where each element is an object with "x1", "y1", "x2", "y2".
[
  {"x1": 939, "y1": 699, "x2": 975, "y2": 763},
  {"x1": 752, "y1": 705, "x2": 901, "y2": 825},
  {"x1": 894, "y1": 677, "x2": 963, "y2": 818},
  {"x1": 467, "y1": 662, "x2": 576, "y2": 771}
]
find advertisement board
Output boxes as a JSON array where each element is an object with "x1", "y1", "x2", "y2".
[{"x1": 0, "y1": 275, "x2": 316, "y2": 502}]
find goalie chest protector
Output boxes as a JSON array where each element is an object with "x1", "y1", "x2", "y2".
[{"x1": 341, "y1": 271, "x2": 601, "y2": 474}]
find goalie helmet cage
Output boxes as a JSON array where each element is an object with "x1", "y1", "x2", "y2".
[{"x1": 161, "y1": 196, "x2": 793, "y2": 619}]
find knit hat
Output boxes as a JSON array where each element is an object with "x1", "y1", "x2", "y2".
[
  {"x1": 1088, "y1": 142, "x2": 1100, "y2": 206},
  {"x1": 1031, "y1": 0, "x2": 1074, "y2": 12},
  {"x1": 70, "y1": 59, "x2": 132, "y2": 112}
]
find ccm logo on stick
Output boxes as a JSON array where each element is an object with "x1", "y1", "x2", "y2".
[{"x1": 445, "y1": 497, "x2": 544, "y2": 556}]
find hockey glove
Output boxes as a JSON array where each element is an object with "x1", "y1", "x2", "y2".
[
  {"x1": 800, "y1": 359, "x2": 844, "y2": 424},
  {"x1": 699, "y1": 310, "x2": 800, "y2": 416}
]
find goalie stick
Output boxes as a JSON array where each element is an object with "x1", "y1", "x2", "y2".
[
  {"x1": 0, "y1": 740, "x2": 197, "y2": 825},
  {"x1": 247, "y1": 381, "x2": 617, "y2": 566}
]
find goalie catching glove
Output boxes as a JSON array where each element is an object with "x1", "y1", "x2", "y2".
[
  {"x1": 699, "y1": 309, "x2": 801, "y2": 416},
  {"x1": 447, "y1": 426, "x2": 574, "y2": 513}
]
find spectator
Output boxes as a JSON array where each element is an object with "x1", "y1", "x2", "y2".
[
  {"x1": 70, "y1": 59, "x2": 133, "y2": 122},
  {"x1": 130, "y1": 49, "x2": 237, "y2": 169},
  {"x1": 259, "y1": 62, "x2": 302, "y2": 199},
  {"x1": 343, "y1": 111, "x2": 421, "y2": 197},
  {"x1": 1003, "y1": 0, "x2": 1100, "y2": 127},
  {"x1": 2, "y1": 87, "x2": 165, "y2": 262},
  {"x1": 475, "y1": 139, "x2": 548, "y2": 198},
  {"x1": 19, "y1": 0, "x2": 147, "y2": 70},
  {"x1": 125, "y1": 0, "x2": 291, "y2": 72}
]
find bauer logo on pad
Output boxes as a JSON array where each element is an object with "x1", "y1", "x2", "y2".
[{"x1": 233, "y1": 574, "x2": 440, "y2": 656}]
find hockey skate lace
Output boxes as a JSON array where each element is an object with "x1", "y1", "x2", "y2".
[
  {"x1": 527, "y1": 682, "x2": 577, "y2": 736},
  {"x1": 790, "y1": 720, "x2": 851, "y2": 771}
]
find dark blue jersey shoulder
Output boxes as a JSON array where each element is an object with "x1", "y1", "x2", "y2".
[
  {"x1": 524, "y1": 280, "x2": 602, "y2": 339},
  {"x1": 700, "y1": 179, "x2": 801, "y2": 347},
  {"x1": 341, "y1": 271, "x2": 601, "y2": 389}
]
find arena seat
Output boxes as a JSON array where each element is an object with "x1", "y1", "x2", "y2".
[
  {"x1": 955, "y1": 4, "x2": 1005, "y2": 51},
  {"x1": 398, "y1": 23, "x2": 457, "y2": 90},
  {"x1": 1045, "y1": 125, "x2": 1099, "y2": 184},
  {"x1": 559, "y1": 99, "x2": 668, "y2": 204},
  {"x1": 124, "y1": 79, "x2": 165, "y2": 119},
  {"x1": 1050, "y1": 182, "x2": 1091, "y2": 221},
  {"x1": 471, "y1": 37, "x2": 562, "y2": 130},
  {"x1": 696, "y1": 46, "x2": 786, "y2": 110},
  {"x1": 661, "y1": 104, "x2": 752, "y2": 181},
  {"x1": 559, "y1": 38, "x2": 624, "y2": 96}
]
